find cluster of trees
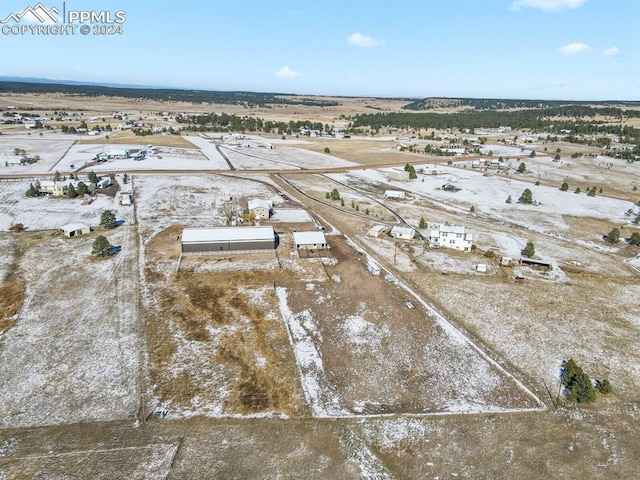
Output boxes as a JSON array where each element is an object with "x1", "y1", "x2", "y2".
[
  {"x1": 403, "y1": 97, "x2": 640, "y2": 113},
  {"x1": 325, "y1": 189, "x2": 340, "y2": 201},
  {"x1": 92, "y1": 210, "x2": 118, "y2": 257},
  {"x1": 561, "y1": 359, "x2": 612, "y2": 404},
  {"x1": 404, "y1": 163, "x2": 417, "y2": 179},
  {"x1": 0, "y1": 81, "x2": 339, "y2": 107}
]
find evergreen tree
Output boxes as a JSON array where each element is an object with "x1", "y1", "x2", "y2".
[
  {"x1": 100, "y1": 210, "x2": 117, "y2": 229},
  {"x1": 123, "y1": 173, "x2": 129, "y2": 184},
  {"x1": 560, "y1": 181, "x2": 569, "y2": 191},
  {"x1": 574, "y1": 187, "x2": 581, "y2": 194},
  {"x1": 26, "y1": 183, "x2": 37, "y2": 197},
  {"x1": 565, "y1": 372, "x2": 597, "y2": 403},
  {"x1": 66, "y1": 183, "x2": 77, "y2": 198},
  {"x1": 629, "y1": 231, "x2": 640, "y2": 246},
  {"x1": 340, "y1": 198, "x2": 345, "y2": 206},
  {"x1": 76, "y1": 181, "x2": 88, "y2": 196},
  {"x1": 419, "y1": 217, "x2": 427, "y2": 229},
  {"x1": 330, "y1": 188, "x2": 340, "y2": 200},
  {"x1": 587, "y1": 187, "x2": 597, "y2": 196},
  {"x1": 519, "y1": 188, "x2": 533, "y2": 204},
  {"x1": 521, "y1": 241, "x2": 535, "y2": 257},
  {"x1": 506, "y1": 195, "x2": 512, "y2": 203},
  {"x1": 606, "y1": 227, "x2": 620, "y2": 244},
  {"x1": 517, "y1": 162, "x2": 527, "y2": 173},
  {"x1": 92, "y1": 235, "x2": 113, "y2": 257},
  {"x1": 88, "y1": 171, "x2": 99, "y2": 184}
]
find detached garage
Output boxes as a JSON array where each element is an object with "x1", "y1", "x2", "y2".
[
  {"x1": 60, "y1": 223, "x2": 91, "y2": 238},
  {"x1": 293, "y1": 231, "x2": 328, "y2": 251},
  {"x1": 181, "y1": 226, "x2": 275, "y2": 253}
]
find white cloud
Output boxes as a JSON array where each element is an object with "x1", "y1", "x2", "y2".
[
  {"x1": 558, "y1": 42, "x2": 591, "y2": 55},
  {"x1": 602, "y1": 46, "x2": 619, "y2": 57},
  {"x1": 347, "y1": 33, "x2": 381, "y2": 48},
  {"x1": 275, "y1": 66, "x2": 301, "y2": 78},
  {"x1": 510, "y1": 0, "x2": 587, "y2": 12}
]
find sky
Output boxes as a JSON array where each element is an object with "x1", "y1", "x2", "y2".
[{"x1": 0, "y1": 0, "x2": 638, "y2": 100}]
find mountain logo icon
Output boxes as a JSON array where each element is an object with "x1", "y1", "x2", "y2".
[{"x1": 1, "y1": 3, "x2": 59, "y2": 24}]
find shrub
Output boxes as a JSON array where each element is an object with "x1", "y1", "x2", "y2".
[{"x1": 595, "y1": 379, "x2": 613, "y2": 394}]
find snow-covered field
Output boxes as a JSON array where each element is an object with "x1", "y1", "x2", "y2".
[
  {"x1": 0, "y1": 180, "x2": 132, "y2": 231},
  {"x1": 221, "y1": 145, "x2": 358, "y2": 170},
  {"x1": 0, "y1": 133, "x2": 76, "y2": 174},
  {"x1": 330, "y1": 165, "x2": 634, "y2": 231},
  {"x1": 0, "y1": 222, "x2": 141, "y2": 428}
]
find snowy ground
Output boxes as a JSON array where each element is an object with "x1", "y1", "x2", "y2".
[
  {"x1": 220, "y1": 145, "x2": 358, "y2": 170},
  {"x1": 0, "y1": 133, "x2": 76, "y2": 174},
  {"x1": 0, "y1": 222, "x2": 141, "y2": 428},
  {"x1": 330, "y1": 166, "x2": 635, "y2": 231},
  {"x1": 0, "y1": 180, "x2": 132, "y2": 231}
]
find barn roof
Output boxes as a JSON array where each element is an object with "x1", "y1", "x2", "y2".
[
  {"x1": 293, "y1": 231, "x2": 326, "y2": 245},
  {"x1": 60, "y1": 223, "x2": 90, "y2": 233},
  {"x1": 182, "y1": 226, "x2": 274, "y2": 243}
]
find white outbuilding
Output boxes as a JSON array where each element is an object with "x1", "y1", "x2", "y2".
[
  {"x1": 390, "y1": 225, "x2": 416, "y2": 240},
  {"x1": 292, "y1": 231, "x2": 328, "y2": 251},
  {"x1": 60, "y1": 223, "x2": 91, "y2": 238}
]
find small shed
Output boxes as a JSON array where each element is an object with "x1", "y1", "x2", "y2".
[
  {"x1": 367, "y1": 224, "x2": 391, "y2": 237},
  {"x1": 384, "y1": 190, "x2": 406, "y2": 200},
  {"x1": 387, "y1": 169, "x2": 410, "y2": 182},
  {"x1": 60, "y1": 223, "x2": 91, "y2": 238},
  {"x1": 519, "y1": 257, "x2": 552, "y2": 271},
  {"x1": 293, "y1": 231, "x2": 328, "y2": 251}
]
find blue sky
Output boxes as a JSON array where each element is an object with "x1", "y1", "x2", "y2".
[{"x1": 0, "y1": 0, "x2": 638, "y2": 100}]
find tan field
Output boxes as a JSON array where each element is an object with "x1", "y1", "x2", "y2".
[{"x1": 1, "y1": 92, "x2": 639, "y2": 479}]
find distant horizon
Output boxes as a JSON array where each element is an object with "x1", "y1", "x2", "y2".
[
  {"x1": 1, "y1": 1, "x2": 638, "y2": 101},
  {"x1": 1, "y1": 76, "x2": 639, "y2": 104}
]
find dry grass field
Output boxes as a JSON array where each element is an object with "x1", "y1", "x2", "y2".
[{"x1": 1, "y1": 92, "x2": 640, "y2": 478}]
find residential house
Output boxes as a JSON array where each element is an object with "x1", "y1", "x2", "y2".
[
  {"x1": 428, "y1": 225, "x2": 473, "y2": 252},
  {"x1": 248, "y1": 199, "x2": 272, "y2": 220}
]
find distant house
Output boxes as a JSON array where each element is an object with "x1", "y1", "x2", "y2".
[
  {"x1": 60, "y1": 223, "x2": 91, "y2": 238},
  {"x1": 384, "y1": 190, "x2": 406, "y2": 200},
  {"x1": 248, "y1": 199, "x2": 272, "y2": 220},
  {"x1": 387, "y1": 168, "x2": 410, "y2": 182},
  {"x1": 39, "y1": 181, "x2": 65, "y2": 197},
  {"x1": 428, "y1": 225, "x2": 473, "y2": 252},
  {"x1": 292, "y1": 231, "x2": 328, "y2": 251},
  {"x1": 107, "y1": 149, "x2": 130, "y2": 159},
  {"x1": 390, "y1": 225, "x2": 415, "y2": 240}
]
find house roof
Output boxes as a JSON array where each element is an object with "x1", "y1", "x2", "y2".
[
  {"x1": 248, "y1": 199, "x2": 272, "y2": 211},
  {"x1": 182, "y1": 226, "x2": 275, "y2": 243},
  {"x1": 391, "y1": 226, "x2": 415, "y2": 236},
  {"x1": 440, "y1": 225, "x2": 466, "y2": 234},
  {"x1": 60, "y1": 223, "x2": 90, "y2": 233},
  {"x1": 293, "y1": 231, "x2": 326, "y2": 245}
]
